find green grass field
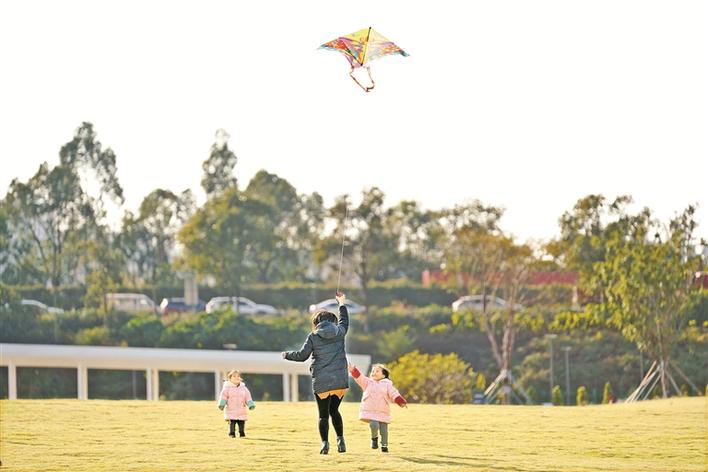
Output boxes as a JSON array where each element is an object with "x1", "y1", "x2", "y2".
[{"x1": 1, "y1": 397, "x2": 705, "y2": 471}]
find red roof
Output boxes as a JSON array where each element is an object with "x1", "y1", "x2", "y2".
[
  {"x1": 696, "y1": 272, "x2": 708, "y2": 289},
  {"x1": 422, "y1": 270, "x2": 578, "y2": 287},
  {"x1": 528, "y1": 271, "x2": 579, "y2": 285}
]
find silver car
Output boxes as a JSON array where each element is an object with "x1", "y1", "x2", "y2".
[
  {"x1": 308, "y1": 298, "x2": 366, "y2": 315},
  {"x1": 451, "y1": 295, "x2": 523, "y2": 312},
  {"x1": 205, "y1": 296, "x2": 278, "y2": 315},
  {"x1": 20, "y1": 299, "x2": 64, "y2": 314}
]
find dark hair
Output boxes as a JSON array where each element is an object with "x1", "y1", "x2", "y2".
[
  {"x1": 372, "y1": 363, "x2": 390, "y2": 379},
  {"x1": 311, "y1": 309, "x2": 337, "y2": 331}
]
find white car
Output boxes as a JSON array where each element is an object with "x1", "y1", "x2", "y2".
[
  {"x1": 451, "y1": 295, "x2": 523, "y2": 313},
  {"x1": 205, "y1": 296, "x2": 278, "y2": 315},
  {"x1": 308, "y1": 298, "x2": 366, "y2": 315},
  {"x1": 20, "y1": 299, "x2": 64, "y2": 314},
  {"x1": 105, "y1": 293, "x2": 157, "y2": 313}
]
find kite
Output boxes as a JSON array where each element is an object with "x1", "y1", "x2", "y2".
[{"x1": 319, "y1": 27, "x2": 409, "y2": 92}]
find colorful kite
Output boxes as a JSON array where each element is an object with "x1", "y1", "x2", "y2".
[{"x1": 319, "y1": 27, "x2": 409, "y2": 92}]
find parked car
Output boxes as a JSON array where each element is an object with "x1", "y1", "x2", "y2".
[
  {"x1": 159, "y1": 297, "x2": 206, "y2": 315},
  {"x1": 20, "y1": 299, "x2": 64, "y2": 314},
  {"x1": 105, "y1": 293, "x2": 157, "y2": 313},
  {"x1": 451, "y1": 295, "x2": 523, "y2": 313},
  {"x1": 205, "y1": 296, "x2": 278, "y2": 315},
  {"x1": 308, "y1": 298, "x2": 366, "y2": 315}
]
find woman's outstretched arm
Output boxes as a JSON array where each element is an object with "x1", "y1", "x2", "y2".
[
  {"x1": 335, "y1": 291, "x2": 349, "y2": 336},
  {"x1": 282, "y1": 335, "x2": 314, "y2": 362}
]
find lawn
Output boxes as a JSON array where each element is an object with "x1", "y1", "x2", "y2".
[{"x1": 1, "y1": 397, "x2": 705, "y2": 471}]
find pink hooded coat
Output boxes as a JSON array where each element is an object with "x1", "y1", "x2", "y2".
[
  {"x1": 351, "y1": 367, "x2": 406, "y2": 423},
  {"x1": 219, "y1": 381, "x2": 253, "y2": 421}
]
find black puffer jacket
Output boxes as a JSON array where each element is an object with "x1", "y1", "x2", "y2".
[{"x1": 284, "y1": 305, "x2": 349, "y2": 394}]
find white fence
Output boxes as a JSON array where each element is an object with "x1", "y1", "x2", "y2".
[{"x1": 0, "y1": 343, "x2": 370, "y2": 401}]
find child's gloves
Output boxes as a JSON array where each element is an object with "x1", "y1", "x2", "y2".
[
  {"x1": 218, "y1": 399, "x2": 227, "y2": 410},
  {"x1": 394, "y1": 396, "x2": 407, "y2": 408},
  {"x1": 247, "y1": 400, "x2": 256, "y2": 410},
  {"x1": 349, "y1": 366, "x2": 361, "y2": 378}
]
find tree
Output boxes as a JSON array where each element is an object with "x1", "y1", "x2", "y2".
[
  {"x1": 382, "y1": 200, "x2": 441, "y2": 280},
  {"x1": 478, "y1": 237, "x2": 538, "y2": 404},
  {"x1": 0, "y1": 201, "x2": 38, "y2": 284},
  {"x1": 81, "y1": 229, "x2": 125, "y2": 313},
  {"x1": 58, "y1": 122, "x2": 124, "y2": 207},
  {"x1": 242, "y1": 171, "x2": 302, "y2": 282},
  {"x1": 5, "y1": 163, "x2": 91, "y2": 288},
  {"x1": 178, "y1": 187, "x2": 270, "y2": 303},
  {"x1": 445, "y1": 216, "x2": 539, "y2": 403},
  {"x1": 3, "y1": 123, "x2": 123, "y2": 289},
  {"x1": 119, "y1": 189, "x2": 194, "y2": 287},
  {"x1": 551, "y1": 194, "x2": 633, "y2": 297},
  {"x1": 297, "y1": 192, "x2": 327, "y2": 281},
  {"x1": 201, "y1": 129, "x2": 238, "y2": 198},
  {"x1": 589, "y1": 206, "x2": 703, "y2": 399},
  {"x1": 441, "y1": 201, "x2": 504, "y2": 295},
  {"x1": 330, "y1": 188, "x2": 397, "y2": 332}
]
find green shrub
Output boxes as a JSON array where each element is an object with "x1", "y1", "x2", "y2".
[
  {"x1": 388, "y1": 350, "x2": 473, "y2": 404},
  {"x1": 475, "y1": 373, "x2": 486, "y2": 392},
  {"x1": 576, "y1": 385, "x2": 588, "y2": 405},
  {"x1": 525, "y1": 385, "x2": 539, "y2": 404},
  {"x1": 74, "y1": 326, "x2": 110, "y2": 346},
  {"x1": 552, "y1": 385, "x2": 563, "y2": 405},
  {"x1": 0, "y1": 284, "x2": 21, "y2": 305},
  {"x1": 602, "y1": 381, "x2": 614, "y2": 404},
  {"x1": 375, "y1": 325, "x2": 416, "y2": 362}
]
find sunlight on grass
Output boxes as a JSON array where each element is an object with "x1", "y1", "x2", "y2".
[{"x1": 1, "y1": 398, "x2": 705, "y2": 471}]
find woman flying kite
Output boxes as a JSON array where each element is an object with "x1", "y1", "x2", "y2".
[{"x1": 319, "y1": 27, "x2": 408, "y2": 92}]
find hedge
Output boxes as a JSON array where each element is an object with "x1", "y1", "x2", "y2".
[{"x1": 9, "y1": 283, "x2": 459, "y2": 310}]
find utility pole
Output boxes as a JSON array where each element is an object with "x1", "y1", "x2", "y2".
[
  {"x1": 562, "y1": 346, "x2": 571, "y2": 405},
  {"x1": 547, "y1": 334, "x2": 558, "y2": 401}
]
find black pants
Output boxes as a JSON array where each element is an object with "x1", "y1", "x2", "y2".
[
  {"x1": 315, "y1": 394, "x2": 343, "y2": 442},
  {"x1": 229, "y1": 419, "x2": 245, "y2": 436}
]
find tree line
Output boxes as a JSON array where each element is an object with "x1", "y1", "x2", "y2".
[{"x1": 1, "y1": 122, "x2": 706, "y2": 401}]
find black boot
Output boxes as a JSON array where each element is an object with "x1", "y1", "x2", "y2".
[
  {"x1": 371, "y1": 437, "x2": 378, "y2": 449},
  {"x1": 381, "y1": 445, "x2": 389, "y2": 453},
  {"x1": 336, "y1": 436, "x2": 346, "y2": 453},
  {"x1": 320, "y1": 441, "x2": 329, "y2": 454}
]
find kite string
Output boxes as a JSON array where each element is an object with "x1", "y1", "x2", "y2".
[{"x1": 336, "y1": 205, "x2": 349, "y2": 294}]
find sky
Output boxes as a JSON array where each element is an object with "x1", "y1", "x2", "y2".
[{"x1": 1, "y1": 0, "x2": 706, "y2": 244}]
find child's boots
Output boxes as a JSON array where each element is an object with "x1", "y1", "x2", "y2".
[
  {"x1": 371, "y1": 437, "x2": 378, "y2": 449},
  {"x1": 336, "y1": 436, "x2": 346, "y2": 453}
]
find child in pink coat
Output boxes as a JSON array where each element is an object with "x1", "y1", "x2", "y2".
[
  {"x1": 218, "y1": 370, "x2": 255, "y2": 438},
  {"x1": 348, "y1": 362, "x2": 407, "y2": 453}
]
